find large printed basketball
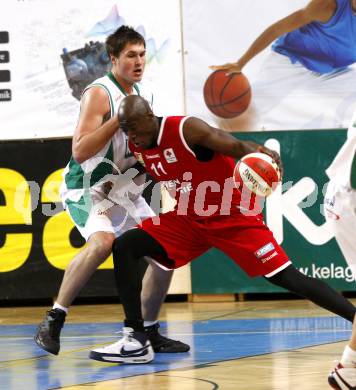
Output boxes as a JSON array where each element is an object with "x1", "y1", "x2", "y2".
[
  {"x1": 203, "y1": 70, "x2": 251, "y2": 118},
  {"x1": 234, "y1": 152, "x2": 281, "y2": 197}
]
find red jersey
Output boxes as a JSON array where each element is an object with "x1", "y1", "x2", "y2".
[{"x1": 130, "y1": 116, "x2": 241, "y2": 216}]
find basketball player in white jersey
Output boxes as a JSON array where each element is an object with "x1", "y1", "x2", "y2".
[
  {"x1": 325, "y1": 109, "x2": 356, "y2": 389},
  {"x1": 34, "y1": 26, "x2": 189, "y2": 356}
]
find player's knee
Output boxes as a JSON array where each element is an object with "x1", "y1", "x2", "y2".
[
  {"x1": 112, "y1": 229, "x2": 163, "y2": 269},
  {"x1": 148, "y1": 262, "x2": 173, "y2": 280},
  {"x1": 112, "y1": 229, "x2": 140, "y2": 264},
  {"x1": 87, "y1": 235, "x2": 114, "y2": 262},
  {"x1": 265, "y1": 264, "x2": 297, "y2": 287},
  {"x1": 266, "y1": 264, "x2": 315, "y2": 294}
]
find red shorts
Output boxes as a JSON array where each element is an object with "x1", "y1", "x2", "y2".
[{"x1": 139, "y1": 208, "x2": 290, "y2": 277}]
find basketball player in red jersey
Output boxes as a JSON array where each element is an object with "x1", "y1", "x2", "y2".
[{"x1": 89, "y1": 95, "x2": 356, "y2": 364}]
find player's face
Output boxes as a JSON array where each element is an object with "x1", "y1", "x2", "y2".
[
  {"x1": 124, "y1": 115, "x2": 159, "y2": 150},
  {"x1": 112, "y1": 42, "x2": 146, "y2": 85}
]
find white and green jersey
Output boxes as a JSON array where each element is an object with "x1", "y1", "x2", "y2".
[
  {"x1": 60, "y1": 72, "x2": 153, "y2": 227},
  {"x1": 326, "y1": 110, "x2": 356, "y2": 188}
]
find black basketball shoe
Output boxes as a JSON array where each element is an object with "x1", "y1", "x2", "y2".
[
  {"x1": 145, "y1": 322, "x2": 190, "y2": 353},
  {"x1": 34, "y1": 308, "x2": 66, "y2": 355}
]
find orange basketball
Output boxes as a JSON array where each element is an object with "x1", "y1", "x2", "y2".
[{"x1": 203, "y1": 70, "x2": 251, "y2": 119}]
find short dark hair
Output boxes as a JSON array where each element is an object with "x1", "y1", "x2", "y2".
[
  {"x1": 106, "y1": 26, "x2": 145, "y2": 57},
  {"x1": 119, "y1": 95, "x2": 152, "y2": 133}
]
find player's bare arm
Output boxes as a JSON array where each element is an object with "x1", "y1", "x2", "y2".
[
  {"x1": 72, "y1": 87, "x2": 120, "y2": 163},
  {"x1": 210, "y1": 0, "x2": 336, "y2": 73},
  {"x1": 183, "y1": 116, "x2": 283, "y2": 175}
]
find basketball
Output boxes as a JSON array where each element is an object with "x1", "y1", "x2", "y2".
[
  {"x1": 234, "y1": 152, "x2": 280, "y2": 197},
  {"x1": 203, "y1": 70, "x2": 251, "y2": 119}
]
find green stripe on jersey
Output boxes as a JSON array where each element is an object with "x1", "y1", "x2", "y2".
[
  {"x1": 107, "y1": 72, "x2": 140, "y2": 96},
  {"x1": 64, "y1": 143, "x2": 114, "y2": 189},
  {"x1": 65, "y1": 195, "x2": 90, "y2": 228}
]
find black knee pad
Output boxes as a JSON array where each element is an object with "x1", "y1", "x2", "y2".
[
  {"x1": 112, "y1": 228, "x2": 166, "y2": 261},
  {"x1": 113, "y1": 229, "x2": 141, "y2": 254}
]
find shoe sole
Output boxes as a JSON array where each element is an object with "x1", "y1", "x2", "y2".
[
  {"x1": 328, "y1": 374, "x2": 342, "y2": 390},
  {"x1": 89, "y1": 350, "x2": 153, "y2": 364},
  {"x1": 34, "y1": 334, "x2": 59, "y2": 356},
  {"x1": 154, "y1": 346, "x2": 190, "y2": 353},
  {"x1": 150, "y1": 340, "x2": 190, "y2": 353}
]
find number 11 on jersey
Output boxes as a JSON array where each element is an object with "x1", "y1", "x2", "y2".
[{"x1": 150, "y1": 161, "x2": 168, "y2": 176}]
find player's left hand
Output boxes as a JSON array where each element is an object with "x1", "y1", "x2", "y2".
[
  {"x1": 257, "y1": 146, "x2": 283, "y2": 179},
  {"x1": 209, "y1": 62, "x2": 242, "y2": 75}
]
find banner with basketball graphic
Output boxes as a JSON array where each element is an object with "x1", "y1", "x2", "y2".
[
  {"x1": 2, "y1": 0, "x2": 356, "y2": 138},
  {"x1": 0, "y1": 0, "x2": 183, "y2": 140},
  {"x1": 182, "y1": 0, "x2": 356, "y2": 131}
]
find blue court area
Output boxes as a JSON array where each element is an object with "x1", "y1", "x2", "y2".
[{"x1": 0, "y1": 317, "x2": 351, "y2": 389}]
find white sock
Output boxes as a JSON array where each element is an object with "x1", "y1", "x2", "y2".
[
  {"x1": 341, "y1": 345, "x2": 356, "y2": 367},
  {"x1": 144, "y1": 320, "x2": 158, "y2": 327},
  {"x1": 52, "y1": 302, "x2": 68, "y2": 314}
]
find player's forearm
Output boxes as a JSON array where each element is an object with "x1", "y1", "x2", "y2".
[
  {"x1": 72, "y1": 116, "x2": 119, "y2": 163},
  {"x1": 233, "y1": 140, "x2": 283, "y2": 176},
  {"x1": 233, "y1": 140, "x2": 261, "y2": 159},
  {"x1": 237, "y1": 25, "x2": 283, "y2": 69}
]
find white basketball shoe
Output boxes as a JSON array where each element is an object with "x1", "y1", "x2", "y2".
[
  {"x1": 328, "y1": 363, "x2": 356, "y2": 389},
  {"x1": 89, "y1": 327, "x2": 154, "y2": 364}
]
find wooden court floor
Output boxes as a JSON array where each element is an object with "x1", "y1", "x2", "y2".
[{"x1": 0, "y1": 299, "x2": 353, "y2": 389}]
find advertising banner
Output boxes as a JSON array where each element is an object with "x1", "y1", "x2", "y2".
[
  {"x1": 0, "y1": 0, "x2": 183, "y2": 139},
  {"x1": 182, "y1": 0, "x2": 356, "y2": 131},
  {"x1": 0, "y1": 131, "x2": 354, "y2": 299},
  {"x1": 0, "y1": 138, "x2": 190, "y2": 300},
  {"x1": 0, "y1": 138, "x2": 103, "y2": 300},
  {"x1": 191, "y1": 130, "x2": 356, "y2": 293}
]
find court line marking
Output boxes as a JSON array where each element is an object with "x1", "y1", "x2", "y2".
[
  {"x1": 0, "y1": 329, "x2": 350, "y2": 368},
  {"x1": 155, "y1": 375, "x2": 219, "y2": 389},
  {"x1": 49, "y1": 340, "x2": 348, "y2": 389}
]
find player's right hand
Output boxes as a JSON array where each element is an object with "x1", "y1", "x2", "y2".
[
  {"x1": 209, "y1": 62, "x2": 242, "y2": 75},
  {"x1": 257, "y1": 146, "x2": 284, "y2": 179}
]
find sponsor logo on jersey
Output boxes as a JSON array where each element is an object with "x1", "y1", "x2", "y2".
[
  {"x1": 163, "y1": 179, "x2": 193, "y2": 193},
  {"x1": 96, "y1": 209, "x2": 109, "y2": 216},
  {"x1": 163, "y1": 148, "x2": 177, "y2": 163},
  {"x1": 254, "y1": 242, "x2": 275, "y2": 258},
  {"x1": 260, "y1": 251, "x2": 278, "y2": 263},
  {"x1": 134, "y1": 152, "x2": 145, "y2": 167},
  {"x1": 146, "y1": 154, "x2": 160, "y2": 159},
  {"x1": 163, "y1": 178, "x2": 180, "y2": 189}
]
